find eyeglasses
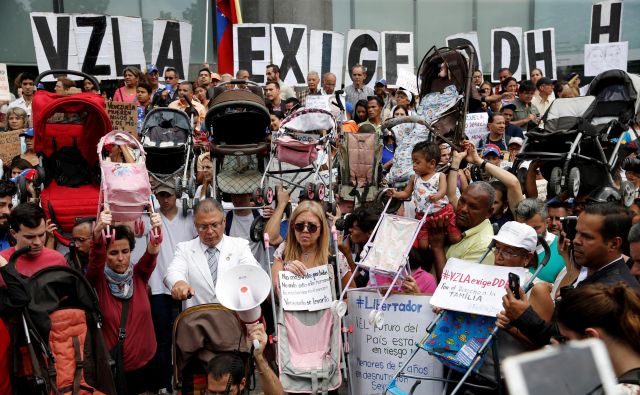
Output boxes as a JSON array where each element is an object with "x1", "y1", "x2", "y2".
[
  {"x1": 494, "y1": 246, "x2": 528, "y2": 259},
  {"x1": 294, "y1": 222, "x2": 319, "y2": 233},
  {"x1": 197, "y1": 222, "x2": 223, "y2": 232}
]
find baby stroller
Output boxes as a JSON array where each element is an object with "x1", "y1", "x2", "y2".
[
  {"x1": 97, "y1": 131, "x2": 159, "y2": 243},
  {"x1": 517, "y1": 70, "x2": 640, "y2": 206},
  {"x1": 140, "y1": 107, "x2": 195, "y2": 215},
  {"x1": 33, "y1": 70, "x2": 111, "y2": 246},
  {"x1": 384, "y1": 238, "x2": 551, "y2": 395},
  {"x1": 383, "y1": 46, "x2": 480, "y2": 194},
  {"x1": 10, "y1": 247, "x2": 116, "y2": 395},
  {"x1": 172, "y1": 304, "x2": 252, "y2": 394},
  {"x1": 262, "y1": 108, "x2": 338, "y2": 207},
  {"x1": 332, "y1": 198, "x2": 427, "y2": 328}
]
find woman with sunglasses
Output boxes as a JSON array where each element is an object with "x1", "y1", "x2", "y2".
[{"x1": 556, "y1": 283, "x2": 640, "y2": 393}]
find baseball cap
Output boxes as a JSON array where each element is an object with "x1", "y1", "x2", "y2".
[
  {"x1": 566, "y1": 72, "x2": 579, "y2": 81},
  {"x1": 482, "y1": 144, "x2": 501, "y2": 158},
  {"x1": 154, "y1": 184, "x2": 175, "y2": 195},
  {"x1": 397, "y1": 88, "x2": 413, "y2": 103},
  {"x1": 375, "y1": 79, "x2": 387, "y2": 86},
  {"x1": 211, "y1": 73, "x2": 221, "y2": 81},
  {"x1": 502, "y1": 103, "x2": 517, "y2": 112},
  {"x1": 493, "y1": 221, "x2": 538, "y2": 253},
  {"x1": 536, "y1": 77, "x2": 553, "y2": 88},
  {"x1": 508, "y1": 137, "x2": 524, "y2": 147},
  {"x1": 146, "y1": 64, "x2": 158, "y2": 74},
  {"x1": 19, "y1": 128, "x2": 34, "y2": 138}
]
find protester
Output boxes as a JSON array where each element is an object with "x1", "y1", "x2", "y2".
[
  {"x1": 114, "y1": 66, "x2": 143, "y2": 103},
  {"x1": 194, "y1": 84, "x2": 210, "y2": 109},
  {"x1": 500, "y1": 103, "x2": 525, "y2": 141},
  {"x1": 529, "y1": 68, "x2": 543, "y2": 86},
  {"x1": 479, "y1": 113, "x2": 508, "y2": 151},
  {"x1": 197, "y1": 67, "x2": 212, "y2": 89},
  {"x1": 82, "y1": 77, "x2": 99, "y2": 93},
  {"x1": 169, "y1": 81, "x2": 206, "y2": 130},
  {"x1": 321, "y1": 72, "x2": 337, "y2": 95},
  {"x1": 162, "y1": 67, "x2": 180, "y2": 103},
  {"x1": 89, "y1": 209, "x2": 162, "y2": 394},
  {"x1": 545, "y1": 200, "x2": 568, "y2": 235},
  {"x1": 510, "y1": 80, "x2": 541, "y2": 132},
  {"x1": 266, "y1": 64, "x2": 295, "y2": 99},
  {"x1": 54, "y1": 76, "x2": 75, "y2": 94},
  {"x1": 0, "y1": 182, "x2": 15, "y2": 250},
  {"x1": 472, "y1": 69, "x2": 484, "y2": 88},
  {"x1": 358, "y1": 95, "x2": 383, "y2": 135},
  {"x1": 265, "y1": 81, "x2": 286, "y2": 113},
  {"x1": 235, "y1": 69, "x2": 250, "y2": 80},
  {"x1": 532, "y1": 77, "x2": 555, "y2": 116},
  {"x1": 344, "y1": 64, "x2": 374, "y2": 106},
  {"x1": 4, "y1": 107, "x2": 28, "y2": 132},
  {"x1": 8, "y1": 72, "x2": 35, "y2": 117},
  {"x1": 298, "y1": 70, "x2": 321, "y2": 106},
  {"x1": 65, "y1": 217, "x2": 93, "y2": 272},
  {"x1": 351, "y1": 99, "x2": 368, "y2": 124}
]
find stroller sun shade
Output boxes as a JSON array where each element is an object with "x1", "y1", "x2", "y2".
[
  {"x1": 532, "y1": 96, "x2": 597, "y2": 136},
  {"x1": 280, "y1": 109, "x2": 336, "y2": 133},
  {"x1": 141, "y1": 108, "x2": 191, "y2": 146},
  {"x1": 205, "y1": 89, "x2": 270, "y2": 145}
]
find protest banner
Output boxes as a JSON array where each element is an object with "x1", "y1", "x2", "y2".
[
  {"x1": 430, "y1": 258, "x2": 529, "y2": 317},
  {"x1": 152, "y1": 19, "x2": 192, "y2": 81},
  {"x1": 584, "y1": 41, "x2": 628, "y2": 77},
  {"x1": 111, "y1": 16, "x2": 146, "y2": 73},
  {"x1": 309, "y1": 30, "x2": 345, "y2": 89},
  {"x1": 0, "y1": 130, "x2": 23, "y2": 165},
  {"x1": 346, "y1": 290, "x2": 443, "y2": 395},
  {"x1": 491, "y1": 27, "x2": 523, "y2": 82},
  {"x1": 279, "y1": 265, "x2": 333, "y2": 311},
  {"x1": 464, "y1": 112, "x2": 489, "y2": 147},
  {"x1": 233, "y1": 23, "x2": 271, "y2": 84},
  {"x1": 524, "y1": 28, "x2": 557, "y2": 80},
  {"x1": 590, "y1": 0, "x2": 623, "y2": 44},
  {"x1": 73, "y1": 14, "x2": 117, "y2": 80},
  {"x1": 106, "y1": 101, "x2": 137, "y2": 135},
  {"x1": 446, "y1": 31, "x2": 483, "y2": 73},
  {"x1": 344, "y1": 29, "x2": 380, "y2": 88},
  {"x1": 381, "y1": 31, "x2": 414, "y2": 87},
  {"x1": 0, "y1": 64, "x2": 10, "y2": 102},
  {"x1": 30, "y1": 13, "x2": 81, "y2": 81},
  {"x1": 271, "y1": 24, "x2": 308, "y2": 87}
]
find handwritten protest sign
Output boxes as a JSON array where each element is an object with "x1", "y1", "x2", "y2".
[
  {"x1": 464, "y1": 112, "x2": 489, "y2": 147},
  {"x1": 106, "y1": 101, "x2": 137, "y2": 134},
  {"x1": 279, "y1": 265, "x2": 333, "y2": 311},
  {"x1": 0, "y1": 64, "x2": 10, "y2": 102},
  {"x1": 0, "y1": 130, "x2": 23, "y2": 164},
  {"x1": 430, "y1": 258, "x2": 529, "y2": 317},
  {"x1": 346, "y1": 291, "x2": 443, "y2": 395},
  {"x1": 304, "y1": 95, "x2": 331, "y2": 111}
]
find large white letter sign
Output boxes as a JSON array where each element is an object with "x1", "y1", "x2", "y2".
[
  {"x1": 344, "y1": 30, "x2": 380, "y2": 88},
  {"x1": 309, "y1": 30, "x2": 344, "y2": 89},
  {"x1": 30, "y1": 12, "x2": 80, "y2": 81},
  {"x1": 233, "y1": 23, "x2": 271, "y2": 84},
  {"x1": 152, "y1": 19, "x2": 192, "y2": 80},
  {"x1": 491, "y1": 27, "x2": 522, "y2": 83},
  {"x1": 381, "y1": 31, "x2": 414, "y2": 87},
  {"x1": 591, "y1": 0, "x2": 623, "y2": 43},
  {"x1": 271, "y1": 24, "x2": 308, "y2": 87},
  {"x1": 446, "y1": 31, "x2": 483, "y2": 73},
  {"x1": 73, "y1": 14, "x2": 116, "y2": 80},
  {"x1": 524, "y1": 28, "x2": 556, "y2": 80},
  {"x1": 111, "y1": 16, "x2": 146, "y2": 75}
]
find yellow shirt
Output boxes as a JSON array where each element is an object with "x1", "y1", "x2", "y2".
[{"x1": 445, "y1": 219, "x2": 495, "y2": 264}]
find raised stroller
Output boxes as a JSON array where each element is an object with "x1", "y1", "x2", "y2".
[
  {"x1": 172, "y1": 304, "x2": 252, "y2": 394},
  {"x1": 140, "y1": 107, "x2": 196, "y2": 215},
  {"x1": 33, "y1": 70, "x2": 111, "y2": 246}
]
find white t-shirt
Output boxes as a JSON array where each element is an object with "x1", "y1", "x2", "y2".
[{"x1": 228, "y1": 211, "x2": 266, "y2": 271}]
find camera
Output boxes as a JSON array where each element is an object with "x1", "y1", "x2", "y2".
[{"x1": 561, "y1": 216, "x2": 578, "y2": 241}]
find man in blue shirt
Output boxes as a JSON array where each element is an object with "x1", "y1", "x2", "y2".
[{"x1": 0, "y1": 181, "x2": 16, "y2": 250}]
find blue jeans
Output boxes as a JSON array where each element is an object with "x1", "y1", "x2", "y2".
[{"x1": 151, "y1": 294, "x2": 181, "y2": 391}]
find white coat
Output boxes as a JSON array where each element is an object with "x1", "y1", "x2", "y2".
[{"x1": 164, "y1": 235, "x2": 260, "y2": 309}]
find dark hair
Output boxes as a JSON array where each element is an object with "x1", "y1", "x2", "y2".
[
  {"x1": 501, "y1": 77, "x2": 517, "y2": 91},
  {"x1": 583, "y1": 203, "x2": 632, "y2": 252},
  {"x1": 19, "y1": 72, "x2": 36, "y2": 84},
  {"x1": 9, "y1": 202, "x2": 44, "y2": 231},
  {"x1": 393, "y1": 104, "x2": 410, "y2": 117},
  {"x1": 556, "y1": 283, "x2": 640, "y2": 355},
  {"x1": 629, "y1": 223, "x2": 640, "y2": 244},
  {"x1": 498, "y1": 67, "x2": 511, "y2": 74},
  {"x1": 488, "y1": 113, "x2": 505, "y2": 124},
  {"x1": 412, "y1": 141, "x2": 441, "y2": 163},
  {"x1": 489, "y1": 180, "x2": 507, "y2": 204},
  {"x1": 367, "y1": 95, "x2": 384, "y2": 108},
  {"x1": 518, "y1": 80, "x2": 536, "y2": 93},
  {"x1": 10, "y1": 158, "x2": 32, "y2": 171},
  {"x1": 195, "y1": 85, "x2": 210, "y2": 99},
  {"x1": 206, "y1": 353, "x2": 246, "y2": 385},
  {"x1": 0, "y1": 180, "x2": 17, "y2": 199},
  {"x1": 352, "y1": 99, "x2": 368, "y2": 123},
  {"x1": 112, "y1": 225, "x2": 135, "y2": 250},
  {"x1": 285, "y1": 97, "x2": 300, "y2": 106},
  {"x1": 408, "y1": 247, "x2": 433, "y2": 272},
  {"x1": 137, "y1": 82, "x2": 152, "y2": 95},
  {"x1": 266, "y1": 64, "x2": 280, "y2": 74},
  {"x1": 199, "y1": 68, "x2": 211, "y2": 75},
  {"x1": 178, "y1": 81, "x2": 193, "y2": 91},
  {"x1": 164, "y1": 67, "x2": 178, "y2": 77},
  {"x1": 266, "y1": 81, "x2": 280, "y2": 90},
  {"x1": 350, "y1": 205, "x2": 382, "y2": 233},
  {"x1": 269, "y1": 110, "x2": 285, "y2": 120}
]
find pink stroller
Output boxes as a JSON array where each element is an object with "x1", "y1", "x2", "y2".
[{"x1": 97, "y1": 131, "x2": 160, "y2": 243}]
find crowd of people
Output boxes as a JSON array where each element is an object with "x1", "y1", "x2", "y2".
[{"x1": 0, "y1": 57, "x2": 639, "y2": 395}]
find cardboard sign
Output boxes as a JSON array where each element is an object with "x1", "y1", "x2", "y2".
[
  {"x1": 584, "y1": 41, "x2": 628, "y2": 77},
  {"x1": 381, "y1": 31, "x2": 414, "y2": 87},
  {"x1": 279, "y1": 265, "x2": 333, "y2": 311},
  {"x1": 309, "y1": 30, "x2": 345, "y2": 89},
  {"x1": 446, "y1": 31, "x2": 483, "y2": 73},
  {"x1": 271, "y1": 24, "x2": 308, "y2": 87},
  {"x1": 233, "y1": 23, "x2": 271, "y2": 84},
  {"x1": 590, "y1": 0, "x2": 623, "y2": 43},
  {"x1": 0, "y1": 130, "x2": 23, "y2": 165},
  {"x1": 430, "y1": 259, "x2": 529, "y2": 317},
  {"x1": 152, "y1": 19, "x2": 192, "y2": 81},
  {"x1": 524, "y1": 28, "x2": 557, "y2": 80},
  {"x1": 491, "y1": 27, "x2": 523, "y2": 83},
  {"x1": 464, "y1": 112, "x2": 489, "y2": 147},
  {"x1": 106, "y1": 101, "x2": 137, "y2": 134},
  {"x1": 346, "y1": 291, "x2": 443, "y2": 395},
  {"x1": 344, "y1": 29, "x2": 380, "y2": 88},
  {"x1": 0, "y1": 64, "x2": 10, "y2": 102}
]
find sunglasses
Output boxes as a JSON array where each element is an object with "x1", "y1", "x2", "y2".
[
  {"x1": 294, "y1": 222, "x2": 319, "y2": 233},
  {"x1": 164, "y1": 76, "x2": 175, "y2": 80}
]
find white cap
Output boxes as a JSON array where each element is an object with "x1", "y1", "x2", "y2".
[
  {"x1": 493, "y1": 221, "x2": 538, "y2": 253},
  {"x1": 508, "y1": 137, "x2": 524, "y2": 147}
]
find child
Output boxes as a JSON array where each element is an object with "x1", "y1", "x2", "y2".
[{"x1": 390, "y1": 141, "x2": 461, "y2": 250}]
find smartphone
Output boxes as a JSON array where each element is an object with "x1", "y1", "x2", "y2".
[
  {"x1": 561, "y1": 216, "x2": 578, "y2": 241},
  {"x1": 509, "y1": 272, "x2": 521, "y2": 299}
]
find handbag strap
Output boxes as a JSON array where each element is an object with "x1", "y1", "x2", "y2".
[{"x1": 117, "y1": 298, "x2": 131, "y2": 346}]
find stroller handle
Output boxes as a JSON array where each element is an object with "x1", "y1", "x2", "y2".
[
  {"x1": 217, "y1": 79, "x2": 262, "y2": 88},
  {"x1": 524, "y1": 234, "x2": 551, "y2": 293},
  {"x1": 7, "y1": 246, "x2": 31, "y2": 270},
  {"x1": 34, "y1": 70, "x2": 101, "y2": 93}
]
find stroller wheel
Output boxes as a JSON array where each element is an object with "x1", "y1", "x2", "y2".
[
  {"x1": 175, "y1": 178, "x2": 183, "y2": 197},
  {"x1": 250, "y1": 216, "x2": 266, "y2": 243},
  {"x1": 621, "y1": 181, "x2": 635, "y2": 207},
  {"x1": 315, "y1": 183, "x2": 326, "y2": 201},
  {"x1": 187, "y1": 178, "x2": 196, "y2": 198},
  {"x1": 332, "y1": 300, "x2": 348, "y2": 317},
  {"x1": 547, "y1": 166, "x2": 562, "y2": 198},
  {"x1": 253, "y1": 188, "x2": 264, "y2": 205},
  {"x1": 567, "y1": 167, "x2": 581, "y2": 198},
  {"x1": 305, "y1": 182, "x2": 316, "y2": 200},
  {"x1": 182, "y1": 197, "x2": 189, "y2": 217},
  {"x1": 368, "y1": 310, "x2": 384, "y2": 329},
  {"x1": 263, "y1": 187, "x2": 274, "y2": 205}
]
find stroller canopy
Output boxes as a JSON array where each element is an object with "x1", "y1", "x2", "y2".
[
  {"x1": 280, "y1": 108, "x2": 336, "y2": 134},
  {"x1": 418, "y1": 46, "x2": 481, "y2": 103},
  {"x1": 586, "y1": 69, "x2": 640, "y2": 125},
  {"x1": 140, "y1": 108, "x2": 191, "y2": 148},
  {"x1": 205, "y1": 89, "x2": 270, "y2": 145},
  {"x1": 533, "y1": 96, "x2": 597, "y2": 136},
  {"x1": 142, "y1": 108, "x2": 191, "y2": 135}
]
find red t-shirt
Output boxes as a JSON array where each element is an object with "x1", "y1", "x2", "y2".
[
  {"x1": 86, "y1": 241, "x2": 157, "y2": 372},
  {"x1": 0, "y1": 319, "x2": 11, "y2": 395},
  {"x1": 0, "y1": 247, "x2": 67, "y2": 278}
]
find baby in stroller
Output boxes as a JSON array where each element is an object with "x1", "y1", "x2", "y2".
[{"x1": 389, "y1": 140, "x2": 461, "y2": 250}]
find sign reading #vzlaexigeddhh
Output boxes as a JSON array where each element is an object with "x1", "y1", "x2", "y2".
[{"x1": 430, "y1": 258, "x2": 529, "y2": 317}]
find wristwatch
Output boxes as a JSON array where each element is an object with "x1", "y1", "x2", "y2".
[{"x1": 479, "y1": 160, "x2": 488, "y2": 170}]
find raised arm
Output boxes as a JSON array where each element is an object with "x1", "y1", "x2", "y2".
[
  {"x1": 264, "y1": 186, "x2": 289, "y2": 246},
  {"x1": 447, "y1": 149, "x2": 468, "y2": 209}
]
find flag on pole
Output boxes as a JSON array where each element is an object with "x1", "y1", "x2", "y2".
[{"x1": 216, "y1": 0, "x2": 242, "y2": 74}]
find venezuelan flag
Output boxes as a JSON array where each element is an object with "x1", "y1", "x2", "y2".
[{"x1": 216, "y1": 0, "x2": 242, "y2": 74}]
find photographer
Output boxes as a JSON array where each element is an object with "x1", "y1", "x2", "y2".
[
  {"x1": 499, "y1": 203, "x2": 640, "y2": 347},
  {"x1": 623, "y1": 156, "x2": 640, "y2": 199}
]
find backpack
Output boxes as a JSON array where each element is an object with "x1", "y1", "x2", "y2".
[{"x1": 49, "y1": 146, "x2": 93, "y2": 187}]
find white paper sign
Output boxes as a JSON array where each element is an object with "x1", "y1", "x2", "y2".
[
  {"x1": 111, "y1": 16, "x2": 146, "y2": 73},
  {"x1": 304, "y1": 94, "x2": 332, "y2": 111},
  {"x1": 0, "y1": 64, "x2": 10, "y2": 102},
  {"x1": 73, "y1": 14, "x2": 117, "y2": 80},
  {"x1": 464, "y1": 112, "x2": 489, "y2": 147},
  {"x1": 430, "y1": 258, "x2": 529, "y2": 317},
  {"x1": 271, "y1": 24, "x2": 308, "y2": 87},
  {"x1": 590, "y1": 0, "x2": 623, "y2": 44},
  {"x1": 30, "y1": 12, "x2": 81, "y2": 81},
  {"x1": 446, "y1": 31, "x2": 483, "y2": 73},
  {"x1": 524, "y1": 28, "x2": 557, "y2": 80},
  {"x1": 491, "y1": 27, "x2": 523, "y2": 83},
  {"x1": 152, "y1": 19, "x2": 192, "y2": 81},
  {"x1": 381, "y1": 31, "x2": 414, "y2": 87},
  {"x1": 233, "y1": 23, "x2": 271, "y2": 84},
  {"x1": 279, "y1": 265, "x2": 333, "y2": 311},
  {"x1": 394, "y1": 69, "x2": 418, "y2": 96},
  {"x1": 347, "y1": 291, "x2": 443, "y2": 395},
  {"x1": 584, "y1": 41, "x2": 628, "y2": 77},
  {"x1": 344, "y1": 29, "x2": 381, "y2": 88},
  {"x1": 309, "y1": 30, "x2": 345, "y2": 90}
]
